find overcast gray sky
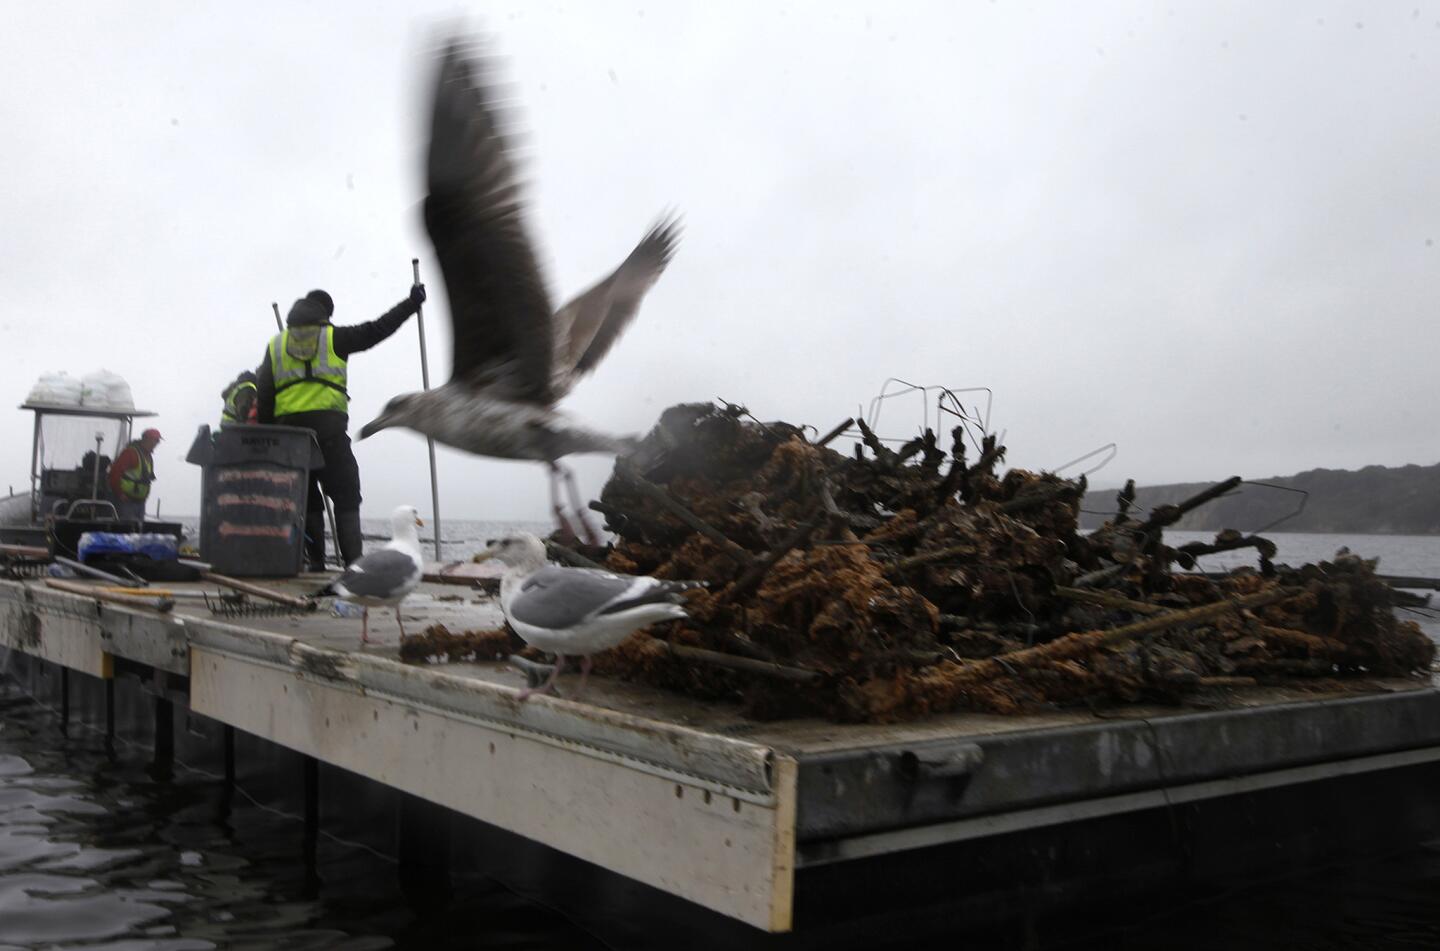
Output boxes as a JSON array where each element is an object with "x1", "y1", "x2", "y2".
[{"x1": 3, "y1": 2, "x2": 1436, "y2": 521}]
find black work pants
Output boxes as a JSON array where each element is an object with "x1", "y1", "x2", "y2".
[{"x1": 276, "y1": 411, "x2": 363, "y2": 565}]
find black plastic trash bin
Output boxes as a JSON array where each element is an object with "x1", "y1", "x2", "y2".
[{"x1": 186, "y1": 424, "x2": 325, "y2": 577}]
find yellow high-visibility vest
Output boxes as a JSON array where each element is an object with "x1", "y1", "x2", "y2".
[
  {"x1": 268, "y1": 325, "x2": 348, "y2": 415},
  {"x1": 117, "y1": 442, "x2": 154, "y2": 501},
  {"x1": 221, "y1": 379, "x2": 257, "y2": 425}
]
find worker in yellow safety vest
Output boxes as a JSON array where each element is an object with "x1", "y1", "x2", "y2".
[
  {"x1": 219, "y1": 370, "x2": 258, "y2": 426},
  {"x1": 255, "y1": 284, "x2": 425, "y2": 569},
  {"x1": 107, "y1": 428, "x2": 162, "y2": 523}
]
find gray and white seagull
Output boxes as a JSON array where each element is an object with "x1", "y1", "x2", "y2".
[
  {"x1": 359, "y1": 40, "x2": 681, "y2": 543},
  {"x1": 316, "y1": 505, "x2": 426, "y2": 646},
  {"x1": 474, "y1": 532, "x2": 700, "y2": 700}
]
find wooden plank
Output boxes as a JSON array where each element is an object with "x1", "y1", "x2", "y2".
[
  {"x1": 46, "y1": 578, "x2": 174, "y2": 612},
  {"x1": 189, "y1": 645, "x2": 796, "y2": 931},
  {"x1": 422, "y1": 561, "x2": 504, "y2": 587},
  {"x1": 0, "y1": 585, "x2": 112, "y2": 679}
]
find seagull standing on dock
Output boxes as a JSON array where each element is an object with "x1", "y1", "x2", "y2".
[
  {"x1": 316, "y1": 505, "x2": 425, "y2": 645},
  {"x1": 357, "y1": 40, "x2": 681, "y2": 545},
  {"x1": 474, "y1": 533, "x2": 699, "y2": 700}
]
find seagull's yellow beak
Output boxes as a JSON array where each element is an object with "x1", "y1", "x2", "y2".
[
  {"x1": 415, "y1": 516, "x2": 425, "y2": 527},
  {"x1": 472, "y1": 549, "x2": 495, "y2": 564}
]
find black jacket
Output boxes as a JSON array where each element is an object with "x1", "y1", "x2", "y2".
[{"x1": 255, "y1": 295, "x2": 420, "y2": 424}]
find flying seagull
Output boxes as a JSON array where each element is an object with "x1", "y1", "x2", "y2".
[
  {"x1": 316, "y1": 505, "x2": 425, "y2": 645},
  {"x1": 359, "y1": 40, "x2": 681, "y2": 544},
  {"x1": 474, "y1": 532, "x2": 700, "y2": 700}
]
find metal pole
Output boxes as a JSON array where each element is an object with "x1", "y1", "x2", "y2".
[
  {"x1": 323, "y1": 495, "x2": 341, "y2": 567},
  {"x1": 412, "y1": 258, "x2": 442, "y2": 563},
  {"x1": 91, "y1": 432, "x2": 103, "y2": 500},
  {"x1": 271, "y1": 302, "x2": 283, "y2": 333},
  {"x1": 29, "y1": 412, "x2": 40, "y2": 524}
]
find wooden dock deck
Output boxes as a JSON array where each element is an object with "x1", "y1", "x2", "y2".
[{"x1": 3, "y1": 573, "x2": 1439, "y2": 933}]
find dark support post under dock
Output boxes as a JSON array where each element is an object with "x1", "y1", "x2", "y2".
[
  {"x1": 217, "y1": 724, "x2": 236, "y2": 821},
  {"x1": 59, "y1": 667, "x2": 69, "y2": 735},
  {"x1": 152, "y1": 696, "x2": 174, "y2": 780},
  {"x1": 303, "y1": 755, "x2": 320, "y2": 868},
  {"x1": 222, "y1": 725, "x2": 235, "y2": 787},
  {"x1": 398, "y1": 791, "x2": 454, "y2": 905},
  {"x1": 104, "y1": 678, "x2": 115, "y2": 741}
]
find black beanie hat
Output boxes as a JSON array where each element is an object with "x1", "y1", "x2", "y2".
[{"x1": 304, "y1": 289, "x2": 335, "y2": 317}]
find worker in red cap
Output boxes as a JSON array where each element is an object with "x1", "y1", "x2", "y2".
[{"x1": 107, "y1": 427, "x2": 162, "y2": 523}]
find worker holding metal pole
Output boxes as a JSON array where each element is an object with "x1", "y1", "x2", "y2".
[
  {"x1": 412, "y1": 258, "x2": 443, "y2": 563},
  {"x1": 255, "y1": 282, "x2": 426, "y2": 569}
]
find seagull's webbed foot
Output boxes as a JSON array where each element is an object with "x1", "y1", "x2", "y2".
[{"x1": 513, "y1": 654, "x2": 564, "y2": 701}]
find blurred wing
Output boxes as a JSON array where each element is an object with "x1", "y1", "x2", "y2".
[
  {"x1": 549, "y1": 217, "x2": 681, "y2": 396},
  {"x1": 424, "y1": 39, "x2": 556, "y2": 403}
]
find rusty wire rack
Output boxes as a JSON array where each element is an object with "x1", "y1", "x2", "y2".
[{"x1": 202, "y1": 591, "x2": 310, "y2": 619}]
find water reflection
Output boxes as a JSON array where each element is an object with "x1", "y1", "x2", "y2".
[{"x1": 0, "y1": 685, "x2": 604, "y2": 950}]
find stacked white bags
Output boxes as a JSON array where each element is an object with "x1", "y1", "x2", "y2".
[
  {"x1": 26, "y1": 372, "x2": 85, "y2": 406},
  {"x1": 25, "y1": 369, "x2": 136, "y2": 410},
  {"x1": 79, "y1": 370, "x2": 135, "y2": 410}
]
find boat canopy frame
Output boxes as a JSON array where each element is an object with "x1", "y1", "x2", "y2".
[{"x1": 19, "y1": 402, "x2": 156, "y2": 526}]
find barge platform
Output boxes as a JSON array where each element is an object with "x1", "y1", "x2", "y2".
[{"x1": 3, "y1": 573, "x2": 1440, "y2": 939}]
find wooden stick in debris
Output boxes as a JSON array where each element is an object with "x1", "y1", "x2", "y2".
[
  {"x1": 1175, "y1": 533, "x2": 1277, "y2": 564},
  {"x1": 0, "y1": 544, "x2": 50, "y2": 560},
  {"x1": 998, "y1": 480, "x2": 1083, "y2": 515},
  {"x1": 203, "y1": 572, "x2": 313, "y2": 610},
  {"x1": 889, "y1": 543, "x2": 974, "y2": 574},
  {"x1": 1094, "y1": 587, "x2": 1297, "y2": 647},
  {"x1": 815, "y1": 477, "x2": 859, "y2": 542},
  {"x1": 854, "y1": 418, "x2": 894, "y2": 463},
  {"x1": 1376, "y1": 575, "x2": 1440, "y2": 590},
  {"x1": 1072, "y1": 562, "x2": 1131, "y2": 589},
  {"x1": 960, "y1": 435, "x2": 1006, "y2": 503},
  {"x1": 545, "y1": 540, "x2": 606, "y2": 571},
  {"x1": 1136, "y1": 475, "x2": 1243, "y2": 534},
  {"x1": 721, "y1": 513, "x2": 824, "y2": 603},
  {"x1": 45, "y1": 578, "x2": 175, "y2": 613},
  {"x1": 617, "y1": 465, "x2": 756, "y2": 568},
  {"x1": 588, "y1": 499, "x2": 671, "y2": 539},
  {"x1": 1114, "y1": 479, "x2": 1137, "y2": 524},
  {"x1": 814, "y1": 417, "x2": 854, "y2": 448},
  {"x1": 1257, "y1": 624, "x2": 1350, "y2": 656},
  {"x1": 993, "y1": 587, "x2": 1298, "y2": 669},
  {"x1": 1053, "y1": 585, "x2": 1166, "y2": 615},
  {"x1": 663, "y1": 640, "x2": 821, "y2": 683}
]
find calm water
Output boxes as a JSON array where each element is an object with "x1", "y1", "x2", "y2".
[{"x1": 0, "y1": 531, "x2": 1438, "y2": 949}]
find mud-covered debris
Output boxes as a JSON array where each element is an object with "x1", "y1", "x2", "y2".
[
  {"x1": 400, "y1": 624, "x2": 518, "y2": 664},
  {"x1": 576, "y1": 401, "x2": 1433, "y2": 722}
]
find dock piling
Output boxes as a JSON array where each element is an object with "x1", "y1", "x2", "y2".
[
  {"x1": 303, "y1": 755, "x2": 320, "y2": 870},
  {"x1": 152, "y1": 695, "x2": 174, "y2": 780}
]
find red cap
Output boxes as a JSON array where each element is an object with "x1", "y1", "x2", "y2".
[{"x1": 142, "y1": 428, "x2": 162, "y2": 442}]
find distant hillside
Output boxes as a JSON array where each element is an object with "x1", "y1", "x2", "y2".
[{"x1": 1077, "y1": 462, "x2": 1440, "y2": 535}]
